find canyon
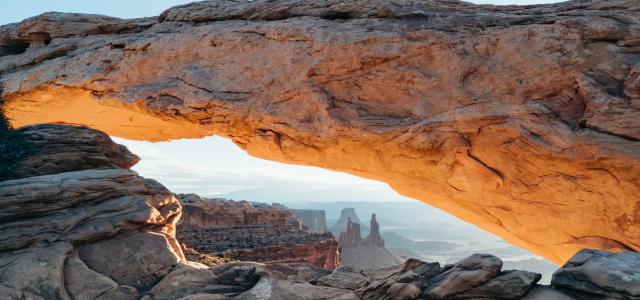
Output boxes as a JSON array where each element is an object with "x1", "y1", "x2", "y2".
[
  {"x1": 177, "y1": 193, "x2": 340, "y2": 269},
  {"x1": 1, "y1": 122, "x2": 639, "y2": 299},
  {"x1": 2, "y1": 0, "x2": 640, "y2": 264},
  {"x1": 2, "y1": 0, "x2": 640, "y2": 299}
]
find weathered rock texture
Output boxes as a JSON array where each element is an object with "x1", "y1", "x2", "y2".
[
  {"x1": 2, "y1": 0, "x2": 640, "y2": 264},
  {"x1": 0, "y1": 124, "x2": 185, "y2": 299},
  {"x1": 551, "y1": 249, "x2": 640, "y2": 299},
  {"x1": 3, "y1": 124, "x2": 640, "y2": 299},
  {"x1": 339, "y1": 214, "x2": 404, "y2": 270},
  {"x1": 177, "y1": 194, "x2": 341, "y2": 269},
  {"x1": 6, "y1": 124, "x2": 139, "y2": 180}
]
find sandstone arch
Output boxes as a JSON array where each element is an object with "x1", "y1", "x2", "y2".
[{"x1": 1, "y1": 0, "x2": 639, "y2": 264}]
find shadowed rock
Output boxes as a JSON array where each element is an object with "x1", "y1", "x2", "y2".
[
  {"x1": 551, "y1": 249, "x2": 640, "y2": 299},
  {"x1": 1, "y1": 123, "x2": 640, "y2": 299},
  {"x1": 2, "y1": 0, "x2": 639, "y2": 263},
  {"x1": 6, "y1": 124, "x2": 140, "y2": 180},
  {"x1": 317, "y1": 266, "x2": 370, "y2": 290}
]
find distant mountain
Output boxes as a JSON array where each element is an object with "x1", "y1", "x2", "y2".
[
  {"x1": 329, "y1": 208, "x2": 369, "y2": 236},
  {"x1": 285, "y1": 201, "x2": 500, "y2": 241},
  {"x1": 382, "y1": 232, "x2": 457, "y2": 253},
  {"x1": 285, "y1": 201, "x2": 462, "y2": 226}
]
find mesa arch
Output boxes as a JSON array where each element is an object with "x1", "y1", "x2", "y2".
[{"x1": 1, "y1": 0, "x2": 639, "y2": 265}]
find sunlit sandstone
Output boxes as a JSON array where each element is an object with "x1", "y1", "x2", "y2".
[{"x1": 2, "y1": 0, "x2": 640, "y2": 264}]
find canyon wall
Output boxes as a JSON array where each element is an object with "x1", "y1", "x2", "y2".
[
  {"x1": 1, "y1": 0, "x2": 640, "y2": 264},
  {"x1": 0, "y1": 123, "x2": 359, "y2": 299},
  {"x1": 2, "y1": 123, "x2": 640, "y2": 299},
  {"x1": 292, "y1": 209, "x2": 329, "y2": 233},
  {"x1": 177, "y1": 194, "x2": 341, "y2": 269}
]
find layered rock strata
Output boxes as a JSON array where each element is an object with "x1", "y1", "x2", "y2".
[
  {"x1": 0, "y1": 123, "x2": 350, "y2": 299},
  {"x1": 0, "y1": 124, "x2": 184, "y2": 299},
  {"x1": 292, "y1": 209, "x2": 329, "y2": 233},
  {"x1": 2, "y1": 123, "x2": 640, "y2": 299},
  {"x1": 2, "y1": 0, "x2": 640, "y2": 263},
  {"x1": 177, "y1": 194, "x2": 341, "y2": 269}
]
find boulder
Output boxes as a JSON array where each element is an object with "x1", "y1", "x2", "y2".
[
  {"x1": 2, "y1": 0, "x2": 640, "y2": 263},
  {"x1": 451, "y1": 270, "x2": 541, "y2": 299},
  {"x1": 358, "y1": 259, "x2": 440, "y2": 300},
  {"x1": 78, "y1": 230, "x2": 181, "y2": 291},
  {"x1": 64, "y1": 251, "x2": 140, "y2": 300},
  {"x1": 238, "y1": 277, "x2": 359, "y2": 300},
  {"x1": 8, "y1": 123, "x2": 139, "y2": 180},
  {"x1": 0, "y1": 168, "x2": 182, "y2": 252},
  {"x1": 424, "y1": 254, "x2": 503, "y2": 299},
  {"x1": 146, "y1": 262, "x2": 238, "y2": 300},
  {"x1": 0, "y1": 242, "x2": 73, "y2": 300},
  {"x1": 551, "y1": 249, "x2": 640, "y2": 299},
  {"x1": 316, "y1": 266, "x2": 370, "y2": 290},
  {"x1": 264, "y1": 263, "x2": 332, "y2": 284}
]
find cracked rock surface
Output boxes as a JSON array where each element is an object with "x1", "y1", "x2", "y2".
[
  {"x1": 1, "y1": 123, "x2": 640, "y2": 299},
  {"x1": 1, "y1": 0, "x2": 640, "y2": 264}
]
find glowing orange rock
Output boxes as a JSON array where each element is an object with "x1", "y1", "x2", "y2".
[{"x1": 2, "y1": 0, "x2": 640, "y2": 264}]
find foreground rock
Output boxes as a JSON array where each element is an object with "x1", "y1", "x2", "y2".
[
  {"x1": 0, "y1": 125, "x2": 183, "y2": 299},
  {"x1": 2, "y1": 123, "x2": 640, "y2": 299},
  {"x1": 5, "y1": 124, "x2": 139, "y2": 180},
  {"x1": 177, "y1": 194, "x2": 341, "y2": 269},
  {"x1": 2, "y1": 0, "x2": 640, "y2": 263},
  {"x1": 320, "y1": 254, "x2": 540, "y2": 300},
  {"x1": 551, "y1": 249, "x2": 640, "y2": 299}
]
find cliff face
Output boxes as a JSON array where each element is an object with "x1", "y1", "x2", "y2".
[
  {"x1": 292, "y1": 209, "x2": 329, "y2": 233},
  {"x1": 2, "y1": 125, "x2": 640, "y2": 299},
  {"x1": 2, "y1": 0, "x2": 639, "y2": 264},
  {"x1": 0, "y1": 124, "x2": 184, "y2": 299},
  {"x1": 177, "y1": 194, "x2": 340, "y2": 269},
  {"x1": 177, "y1": 194, "x2": 295, "y2": 230},
  {"x1": 0, "y1": 124, "x2": 356, "y2": 299}
]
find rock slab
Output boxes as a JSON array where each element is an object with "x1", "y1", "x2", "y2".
[{"x1": 1, "y1": 0, "x2": 640, "y2": 263}]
